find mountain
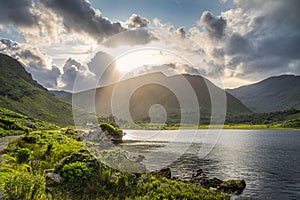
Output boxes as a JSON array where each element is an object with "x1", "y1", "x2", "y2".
[
  {"x1": 50, "y1": 90, "x2": 72, "y2": 103},
  {"x1": 60, "y1": 72, "x2": 251, "y2": 125},
  {"x1": 0, "y1": 53, "x2": 74, "y2": 126},
  {"x1": 227, "y1": 75, "x2": 300, "y2": 113}
]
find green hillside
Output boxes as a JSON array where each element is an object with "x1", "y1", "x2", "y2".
[
  {"x1": 227, "y1": 75, "x2": 300, "y2": 113},
  {"x1": 0, "y1": 54, "x2": 74, "y2": 126}
]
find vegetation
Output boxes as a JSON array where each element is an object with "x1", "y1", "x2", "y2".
[
  {"x1": 0, "y1": 54, "x2": 74, "y2": 126},
  {"x1": 227, "y1": 74, "x2": 300, "y2": 113},
  {"x1": 0, "y1": 130, "x2": 230, "y2": 200},
  {"x1": 99, "y1": 123, "x2": 124, "y2": 139},
  {"x1": 225, "y1": 108, "x2": 300, "y2": 129},
  {"x1": 118, "y1": 108, "x2": 300, "y2": 130},
  {"x1": 0, "y1": 107, "x2": 58, "y2": 137}
]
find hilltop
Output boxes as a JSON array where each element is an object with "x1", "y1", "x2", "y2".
[{"x1": 0, "y1": 54, "x2": 74, "y2": 126}]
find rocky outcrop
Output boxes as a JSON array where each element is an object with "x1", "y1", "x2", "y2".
[
  {"x1": 151, "y1": 167, "x2": 246, "y2": 195},
  {"x1": 150, "y1": 167, "x2": 172, "y2": 179},
  {"x1": 189, "y1": 169, "x2": 246, "y2": 195}
]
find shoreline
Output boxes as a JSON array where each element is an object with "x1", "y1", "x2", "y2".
[{"x1": 121, "y1": 125, "x2": 299, "y2": 131}]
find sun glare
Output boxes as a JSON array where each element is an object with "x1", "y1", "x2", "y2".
[{"x1": 115, "y1": 49, "x2": 176, "y2": 72}]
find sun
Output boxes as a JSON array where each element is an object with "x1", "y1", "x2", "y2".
[{"x1": 115, "y1": 49, "x2": 175, "y2": 72}]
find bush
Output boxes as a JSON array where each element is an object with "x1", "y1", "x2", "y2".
[
  {"x1": 99, "y1": 123, "x2": 123, "y2": 139},
  {"x1": 61, "y1": 161, "x2": 93, "y2": 187},
  {"x1": 16, "y1": 148, "x2": 31, "y2": 163},
  {"x1": 2, "y1": 171, "x2": 46, "y2": 200},
  {"x1": 53, "y1": 152, "x2": 104, "y2": 197}
]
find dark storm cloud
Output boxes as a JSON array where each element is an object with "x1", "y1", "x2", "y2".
[
  {"x1": 0, "y1": 38, "x2": 60, "y2": 88},
  {"x1": 226, "y1": 33, "x2": 252, "y2": 55},
  {"x1": 0, "y1": 0, "x2": 38, "y2": 27},
  {"x1": 127, "y1": 14, "x2": 150, "y2": 28},
  {"x1": 199, "y1": 11, "x2": 226, "y2": 39},
  {"x1": 39, "y1": 0, "x2": 125, "y2": 43},
  {"x1": 60, "y1": 58, "x2": 85, "y2": 91},
  {"x1": 201, "y1": 0, "x2": 300, "y2": 81}
]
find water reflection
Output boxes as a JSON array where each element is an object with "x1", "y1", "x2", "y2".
[{"x1": 121, "y1": 129, "x2": 300, "y2": 199}]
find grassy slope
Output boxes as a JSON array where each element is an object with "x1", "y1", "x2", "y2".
[
  {"x1": 0, "y1": 107, "x2": 59, "y2": 137},
  {"x1": 227, "y1": 75, "x2": 300, "y2": 113},
  {"x1": 0, "y1": 54, "x2": 73, "y2": 126}
]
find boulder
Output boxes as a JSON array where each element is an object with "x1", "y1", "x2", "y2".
[
  {"x1": 151, "y1": 167, "x2": 172, "y2": 179},
  {"x1": 218, "y1": 180, "x2": 246, "y2": 195},
  {"x1": 46, "y1": 173, "x2": 62, "y2": 184}
]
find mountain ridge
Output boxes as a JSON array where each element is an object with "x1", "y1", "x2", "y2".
[
  {"x1": 0, "y1": 53, "x2": 74, "y2": 126},
  {"x1": 227, "y1": 74, "x2": 300, "y2": 113},
  {"x1": 54, "y1": 72, "x2": 251, "y2": 125}
]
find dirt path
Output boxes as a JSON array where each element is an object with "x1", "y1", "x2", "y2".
[
  {"x1": 0, "y1": 136, "x2": 20, "y2": 163},
  {"x1": 0, "y1": 136, "x2": 20, "y2": 199}
]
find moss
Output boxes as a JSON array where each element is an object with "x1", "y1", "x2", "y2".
[{"x1": 99, "y1": 123, "x2": 124, "y2": 139}]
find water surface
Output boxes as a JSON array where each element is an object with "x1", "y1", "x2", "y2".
[{"x1": 121, "y1": 129, "x2": 300, "y2": 199}]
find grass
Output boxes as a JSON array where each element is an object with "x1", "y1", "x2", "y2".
[
  {"x1": 0, "y1": 129, "x2": 230, "y2": 200},
  {"x1": 0, "y1": 54, "x2": 74, "y2": 127},
  {"x1": 0, "y1": 107, "x2": 59, "y2": 137}
]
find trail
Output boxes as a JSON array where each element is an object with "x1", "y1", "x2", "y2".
[
  {"x1": 0, "y1": 136, "x2": 20, "y2": 199},
  {"x1": 0, "y1": 136, "x2": 20, "y2": 162}
]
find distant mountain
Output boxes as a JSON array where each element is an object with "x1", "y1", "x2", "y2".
[
  {"x1": 227, "y1": 75, "x2": 300, "y2": 113},
  {"x1": 0, "y1": 53, "x2": 74, "y2": 126},
  {"x1": 58, "y1": 72, "x2": 251, "y2": 125},
  {"x1": 50, "y1": 90, "x2": 72, "y2": 103}
]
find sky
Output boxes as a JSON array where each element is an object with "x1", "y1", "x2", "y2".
[{"x1": 0, "y1": 0, "x2": 299, "y2": 91}]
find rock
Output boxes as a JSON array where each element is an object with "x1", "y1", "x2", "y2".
[
  {"x1": 136, "y1": 155, "x2": 145, "y2": 162},
  {"x1": 218, "y1": 179, "x2": 246, "y2": 195},
  {"x1": 151, "y1": 167, "x2": 172, "y2": 179},
  {"x1": 46, "y1": 173, "x2": 62, "y2": 183},
  {"x1": 22, "y1": 135, "x2": 37, "y2": 143},
  {"x1": 192, "y1": 169, "x2": 203, "y2": 177},
  {"x1": 24, "y1": 122, "x2": 37, "y2": 130},
  {"x1": 208, "y1": 177, "x2": 223, "y2": 188},
  {"x1": 136, "y1": 177, "x2": 151, "y2": 183}
]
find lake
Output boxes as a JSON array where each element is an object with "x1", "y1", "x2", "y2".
[{"x1": 120, "y1": 129, "x2": 300, "y2": 199}]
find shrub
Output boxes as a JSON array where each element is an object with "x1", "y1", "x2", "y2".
[
  {"x1": 53, "y1": 152, "x2": 104, "y2": 197},
  {"x1": 2, "y1": 171, "x2": 46, "y2": 200},
  {"x1": 16, "y1": 148, "x2": 31, "y2": 163},
  {"x1": 61, "y1": 161, "x2": 93, "y2": 187},
  {"x1": 99, "y1": 123, "x2": 123, "y2": 139}
]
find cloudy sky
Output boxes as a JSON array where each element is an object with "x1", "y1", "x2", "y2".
[{"x1": 0, "y1": 0, "x2": 299, "y2": 91}]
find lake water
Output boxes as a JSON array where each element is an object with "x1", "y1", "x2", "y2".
[{"x1": 120, "y1": 129, "x2": 300, "y2": 199}]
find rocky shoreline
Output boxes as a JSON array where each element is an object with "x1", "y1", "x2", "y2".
[{"x1": 151, "y1": 167, "x2": 246, "y2": 195}]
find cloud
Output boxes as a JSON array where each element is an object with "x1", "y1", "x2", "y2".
[
  {"x1": 0, "y1": 0, "x2": 38, "y2": 28},
  {"x1": 60, "y1": 58, "x2": 89, "y2": 91},
  {"x1": 176, "y1": 27, "x2": 186, "y2": 38},
  {"x1": 60, "y1": 51, "x2": 122, "y2": 91},
  {"x1": 188, "y1": 0, "x2": 300, "y2": 86},
  {"x1": 39, "y1": 0, "x2": 125, "y2": 43},
  {"x1": 0, "y1": 38, "x2": 60, "y2": 88},
  {"x1": 127, "y1": 14, "x2": 150, "y2": 28},
  {"x1": 0, "y1": 0, "x2": 128, "y2": 44},
  {"x1": 133, "y1": 63, "x2": 202, "y2": 77},
  {"x1": 87, "y1": 51, "x2": 122, "y2": 86},
  {"x1": 199, "y1": 11, "x2": 226, "y2": 39},
  {"x1": 102, "y1": 29, "x2": 158, "y2": 48}
]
